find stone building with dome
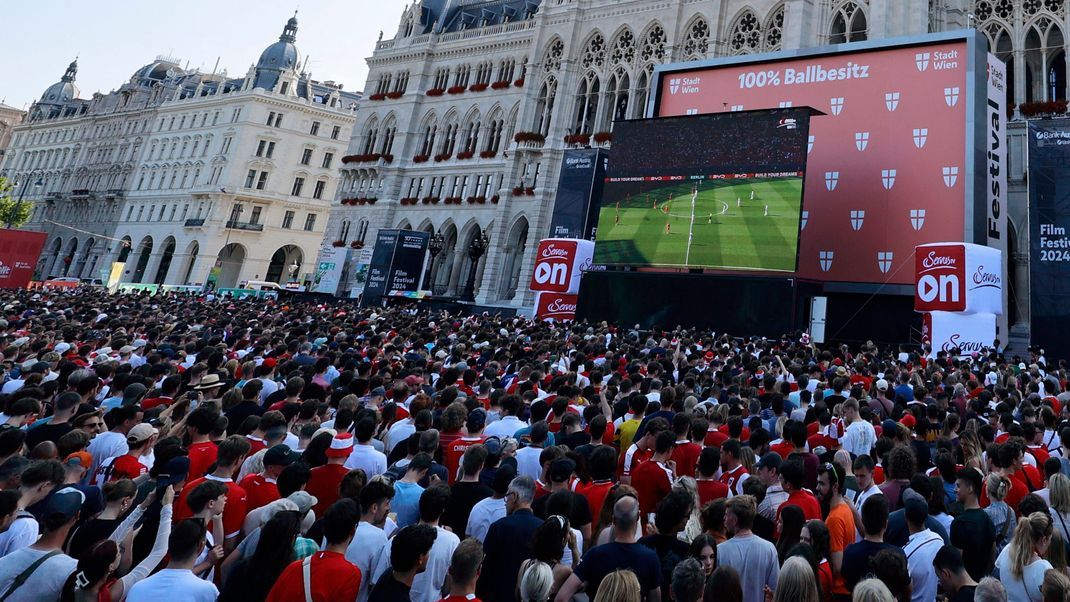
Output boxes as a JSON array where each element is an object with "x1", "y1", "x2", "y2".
[
  {"x1": 4, "y1": 15, "x2": 359, "y2": 288},
  {"x1": 330, "y1": 0, "x2": 1046, "y2": 332}
]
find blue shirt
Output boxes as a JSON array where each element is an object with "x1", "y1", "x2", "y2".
[
  {"x1": 893, "y1": 384, "x2": 915, "y2": 403},
  {"x1": 392, "y1": 480, "x2": 425, "y2": 528}
]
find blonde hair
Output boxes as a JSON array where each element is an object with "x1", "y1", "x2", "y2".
[
  {"x1": 1051, "y1": 474, "x2": 1070, "y2": 515},
  {"x1": 739, "y1": 446, "x2": 756, "y2": 472},
  {"x1": 987, "y1": 474, "x2": 1010, "y2": 502},
  {"x1": 519, "y1": 561, "x2": 553, "y2": 602},
  {"x1": 1042, "y1": 568, "x2": 1070, "y2": 602},
  {"x1": 852, "y1": 578, "x2": 896, "y2": 602},
  {"x1": 593, "y1": 569, "x2": 641, "y2": 602},
  {"x1": 1010, "y1": 512, "x2": 1054, "y2": 579},
  {"x1": 1049, "y1": 529, "x2": 1069, "y2": 573},
  {"x1": 774, "y1": 556, "x2": 820, "y2": 602}
]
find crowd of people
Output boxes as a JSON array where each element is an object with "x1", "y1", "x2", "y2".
[{"x1": 0, "y1": 287, "x2": 1067, "y2": 602}]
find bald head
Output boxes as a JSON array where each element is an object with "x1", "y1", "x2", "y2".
[{"x1": 613, "y1": 495, "x2": 640, "y2": 533}]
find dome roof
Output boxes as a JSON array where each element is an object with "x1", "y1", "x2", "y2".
[
  {"x1": 40, "y1": 59, "x2": 79, "y2": 105},
  {"x1": 253, "y1": 14, "x2": 301, "y2": 91},
  {"x1": 133, "y1": 60, "x2": 184, "y2": 82}
]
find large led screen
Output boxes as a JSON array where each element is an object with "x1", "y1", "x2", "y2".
[{"x1": 593, "y1": 108, "x2": 810, "y2": 271}]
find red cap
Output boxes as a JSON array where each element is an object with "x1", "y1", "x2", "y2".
[
  {"x1": 900, "y1": 415, "x2": 916, "y2": 429},
  {"x1": 263, "y1": 357, "x2": 277, "y2": 369},
  {"x1": 326, "y1": 433, "x2": 354, "y2": 458}
]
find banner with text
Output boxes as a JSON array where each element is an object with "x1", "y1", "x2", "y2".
[
  {"x1": 311, "y1": 246, "x2": 346, "y2": 295},
  {"x1": 0, "y1": 229, "x2": 46, "y2": 289},
  {"x1": 1027, "y1": 120, "x2": 1070, "y2": 361},
  {"x1": 914, "y1": 242, "x2": 1002, "y2": 315},
  {"x1": 529, "y1": 239, "x2": 595, "y2": 294},
  {"x1": 986, "y1": 54, "x2": 1009, "y2": 339},
  {"x1": 926, "y1": 310, "x2": 997, "y2": 358},
  {"x1": 535, "y1": 292, "x2": 579, "y2": 322}
]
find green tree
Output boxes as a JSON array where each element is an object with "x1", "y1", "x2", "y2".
[{"x1": 0, "y1": 177, "x2": 31, "y2": 228}]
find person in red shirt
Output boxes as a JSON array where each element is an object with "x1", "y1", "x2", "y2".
[
  {"x1": 443, "y1": 410, "x2": 487, "y2": 484},
  {"x1": 632, "y1": 431, "x2": 676, "y2": 520},
  {"x1": 266, "y1": 498, "x2": 363, "y2": 602},
  {"x1": 777, "y1": 457, "x2": 822, "y2": 525},
  {"x1": 140, "y1": 375, "x2": 181, "y2": 410},
  {"x1": 185, "y1": 406, "x2": 221, "y2": 482},
  {"x1": 176, "y1": 434, "x2": 251, "y2": 550},
  {"x1": 720, "y1": 416, "x2": 750, "y2": 443},
  {"x1": 576, "y1": 446, "x2": 618, "y2": 520},
  {"x1": 718, "y1": 439, "x2": 750, "y2": 497},
  {"x1": 696, "y1": 447, "x2": 730, "y2": 505},
  {"x1": 438, "y1": 538, "x2": 485, "y2": 602},
  {"x1": 670, "y1": 414, "x2": 702, "y2": 478},
  {"x1": 307, "y1": 432, "x2": 356, "y2": 517},
  {"x1": 239, "y1": 444, "x2": 296, "y2": 512}
]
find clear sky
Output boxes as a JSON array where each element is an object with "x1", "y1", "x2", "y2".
[{"x1": 0, "y1": 0, "x2": 410, "y2": 110}]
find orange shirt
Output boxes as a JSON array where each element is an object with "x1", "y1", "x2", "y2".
[{"x1": 827, "y1": 501, "x2": 856, "y2": 595}]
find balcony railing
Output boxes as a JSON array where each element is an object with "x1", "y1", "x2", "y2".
[
  {"x1": 225, "y1": 220, "x2": 264, "y2": 232},
  {"x1": 70, "y1": 189, "x2": 92, "y2": 199},
  {"x1": 183, "y1": 218, "x2": 206, "y2": 227},
  {"x1": 104, "y1": 189, "x2": 123, "y2": 199},
  {"x1": 45, "y1": 192, "x2": 63, "y2": 201}
]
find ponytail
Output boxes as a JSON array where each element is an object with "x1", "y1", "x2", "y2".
[{"x1": 1010, "y1": 512, "x2": 1053, "y2": 579}]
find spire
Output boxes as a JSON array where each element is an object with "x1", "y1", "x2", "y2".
[
  {"x1": 280, "y1": 11, "x2": 298, "y2": 43},
  {"x1": 62, "y1": 58, "x2": 78, "y2": 83}
]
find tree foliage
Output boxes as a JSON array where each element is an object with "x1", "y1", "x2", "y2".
[{"x1": 0, "y1": 177, "x2": 31, "y2": 228}]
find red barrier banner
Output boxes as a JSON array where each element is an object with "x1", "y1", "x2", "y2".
[{"x1": 0, "y1": 230, "x2": 46, "y2": 289}]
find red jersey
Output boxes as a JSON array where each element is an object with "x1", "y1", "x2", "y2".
[
  {"x1": 778, "y1": 490, "x2": 823, "y2": 523},
  {"x1": 671, "y1": 441, "x2": 702, "y2": 478},
  {"x1": 704, "y1": 429, "x2": 728, "y2": 448},
  {"x1": 719, "y1": 464, "x2": 750, "y2": 496},
  {"x1": 873, "y1": 465, "x2": 886, "y2": 485},
  {"x1": 981, "y1": 472, "x2": 1029, "y2": 513},
  {"x1": 696, "y1": 479, "x2": 730, "y2": 506},
  {"x1": 576, "y1": 480, "x2": 614, "y2": 521},
  {"x1": 718, "y1": 424, "x2": 751, "y2": 442},
  {"x1": 306, "y1": 464, "x2": 349, "y2": 518},
  {"x1": 266, "y1": 551, "x2": 362, "y2": 602},
  {"x1": 239, "y1": 473, "x2": 280, "y2": 512},
  {"x1": 619, "y1": 445, "x2": 653, "y2": 479},
  {"x1": 186, "y1": 441, "x2": 218, "y2": 482},
  {"x1": 175, "y1": 475, "x2": 248, "y2": 539},
  {"x1": 1027, "y1": 445, "x2": 1052, "y2": 467},
  {"x1": 632, "y1": 460, "x2": 673, "y2": 517},
  {"x1": 245, "y1": 436, "x2": 267, "y2": 456},
  {"x1": 770, "y1": 440, "x2": 794, "y2": 459},
  {"x1": 443, "y1": 436, "x2": 485, "y2": 485}
]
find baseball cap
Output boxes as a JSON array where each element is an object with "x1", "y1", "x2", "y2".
[
  {"x1": 287, "y1": 491, "x2": 318, "y2": 516},
  {"x1": 122, "y1": 383, "x2": 148, "y2": 407},
  {"x1": 875, "y1": 379, "x2": 889, "y2": 391},
  {"x1": 263, "y1": 358, "x2": 278, "y2": 369},
  {"x1": 326, "y1": 433, "x2": 355, "y2": 458},
  {"x1": 157, "y1": 456, "x2": 191, "y2": 490},
  {"x1": 483, "y1": 436, "x2": 503, "y2": 457},
  {"x1": 64, "y1": 451, "x2": 93, "y2": 470},
  {"x1": 370, "y1": 386, "x2": 387, "y2": 398},
  {"x1": 756, "y1": 453, "x2": 783, "y2": 471},
  {"x1": 900, "y1": 415, "x2": 916, "y2": 429},
  {"x1": 54, "y1": 342, "x2": 72, "y2": 355},
  {"x1": 127, "y1": 423, "x2": 158, "y2": 444},
  {"x1": 43, "y1": 487, "x2": 85, "y2": 523},
  {"x1": 466, "y1": 408, "x2": 487, "y2": 432},
  {"x1": 404, "y1": 375, "x2": 424, "y2": 387},
  {"x1": 264, "y1": 444, "x2": 297, "y2": 467}
]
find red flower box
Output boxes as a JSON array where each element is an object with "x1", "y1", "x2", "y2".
[
  {"x1": 469, "y1": 83, "x2": 489, "y2": 92},
  {"x1": 368, "y1": 93, "x2": 386, "y2": 101},
  {"x1": 350, "y1": 241, "x2": 364, "y2": 249},
  {"x1": 479, "y1": 150, "x2": 497, "y2": 159},
  {"x1": 341, "y1": 155, "x2": 360, "y2": 164},
  {"x1": 564, "y1": 133, "x2": 590, "y2": 145},
  {"x1": 475, "y1": 196, "x2": 486, "y2": 204},
  {"x1": 490, "y1": 195, "x2": 500, "y2": 204},
  {"x1": 593, "y1": 132, "x2": 613, "y2": 144},
  {"x1": 434, "y1": 153, "x2": 452, "y2": 162},
  {"x1": 413, "y1": 155, "x2": 429, "y2": 163},
  {"x1": 513, "y1": 132, "x2": 545, "y2": 144},
  {"x1": 491, "y1": 81, "x2": 511, "y2": 90},
  {"x1": 332, "y1": 240, "x2": 345, "y2": 247},
  {"x1": 512, "y1": 186, "x2": 524, "y2": 196},
  {"x1": 525, "y1": 187, "x2": 535, "y2": 196},
  {"x1": 382, "y1": 154, "x2": 393, "y2": 163},
  {"x1": 386, "y1": 91, "x2": 404, "y2": 99},
  {"x1": 456, "y1": 151, "x2": 474, "y2": 160},
  {"x1": 514, "y1": 78, "x2": 525, "y2": 87},
  {"x1": 400, "y1": 197, "x2": 418, "y2": 206},
  {"x1": 426, "y1": 88, "x2": 445, "y2": 97},
  {"x1": 447, "y1": 86, "x2": 465, "y2": 95}
]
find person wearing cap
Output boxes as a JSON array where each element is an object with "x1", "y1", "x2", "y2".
[
  {"x1": 0, "y1": 486, "x2": 82, "y2": 601},
  {"x1": 239, "y1": 444, "x2": 295, "y2": 512},
  {"x1": 902, "y1": 493, "x2": 943, "y2": 602},
  {"x1": 176, "y1": 435, "x2": 251, "y2": 552},
  {"x1": 870, "y1": 379, "x2": 894, "y2": 420},
  {"x1": 755, "y1": 453, "x2": 788, "y2": 522},
  {"x1": 442, "y1": 409, "x2": 487, "y2": 485},
  {"x1": 92, "y1": 423, "x2": 157, "y2": 486},
  {"x1": 307, "y1": 433, "x2": 355, "y2": 518}
]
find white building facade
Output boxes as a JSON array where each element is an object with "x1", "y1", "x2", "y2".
[
  {"x1": 6, "y1": 15, "x2": 359, "y2": 288},
  {"x1": 331, "y1": 0, "x2": 1052, "y2": 328}
]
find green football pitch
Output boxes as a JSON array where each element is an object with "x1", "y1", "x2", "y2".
[{"x1": 593, "y1": 177, "x2": 804, "y2": 271}]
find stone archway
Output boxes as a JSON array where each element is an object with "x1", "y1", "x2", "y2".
[
  {"x1": 499, "y1": 217, "x2": 530, "y2": 300},
  {"x1": 130, "y1": 236, "x2": 153, "y2": 283},
  {"x1": 266, "y1": 245, "x2": 303, "y2": 284},
  {"x1": 181, "y1": 241, "x2": 200, "y2": 285},
  {"x1": 213, "y1": 243, "x2": 246, "y2": 289},
  {"x1": 153, "y1": 237, "x2": 176, "y2": 285}
]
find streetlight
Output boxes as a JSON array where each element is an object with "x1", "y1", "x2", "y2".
[
  {"x1": 462, "y1": 229, "x2": 490, "y2": 302},
  {"x1": 423, "y1": 232, "x2": 445, "y2": 291},
  {"x1": 7, "y1": 170, "x2": 43, "y2": 229}
]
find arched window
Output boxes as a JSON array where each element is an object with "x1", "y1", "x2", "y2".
[
  {"x1": 541, "y1": 39, "x2": 564, "y2": 74},
  {"x1": 534, "y1": 77, "x2": 558, "y2": 135},
  {"x1": 765, "y1": 5, "x2": 785, "y2": 51},
  {"x1": 829, "y1": 2, "x2": 868, "y2": 44},
  {"x1": 728, "y1": 10, "x2": 763, "y2": 54},
  {"x1": 639, "y1": 25, "x2": 666, "y2": 64},
  {"x1": 1024, "y1": 17, "x2": 1066, "y2": 102},
  {"x1": 683, "y1": 17, "x2": 711, "y2": 60},
  {"x1": 610, "y1": 29, "x2": 636, "y2": 66},
  {"x1": 632, "y1": 66, "x2": 653, "y2": 119},
  {"x1": 572, "y1": 74, "x2": 601, "y2": 135},
  {"x1": 601, "y1": 67, "x2": 631, "y2": 128},
  {"x1": 581, "y1": 33, "x2": 607, "y2": 71}
]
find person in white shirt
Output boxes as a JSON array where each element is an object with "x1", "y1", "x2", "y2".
[
  {"x1": 0, "y1": 487, "x2": 82, "y2": 602},
  {"x1": 85, "y1": 405, "x2": 141, "y2": 486},
  {"x1": 840, "y1": 399, "x2": 876, "y2": 458},
  {"x1": 995, "y1": 512, "x2": 1054, "y2": 602},
  {"x1": 483, "y1": 396, "x2": 526, "y2": 440},
  {"x1": 343, "y1": 417, "x2": 387, "y2": 477},
  {"x1": 410, "y1": 483, "x2": 460, "y2": 602},
  {"x1": 846, "y1": 454, "x2": 884, "y2": 509},
  {"x1": 0, "y1": 459, "x2": 65, "y2": 557},
  {"x1": 514, "y1": 422, "x2": 549, "y2": 482},
  {"x1": 345, "y1": 478, "x2": 393, "y2": 602},
  {"x1": 902, "y1": 497, "x2": 943, "y2": 602},
  {"x1": 126, "y1": 519, "x2": 218, "y2": 602},
  {"x1": 467, "y1": 469, "x2": 512, "y2": 542}
]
